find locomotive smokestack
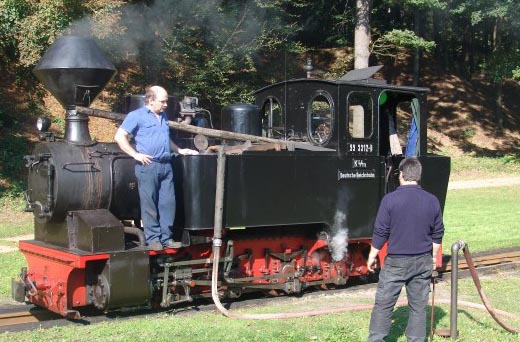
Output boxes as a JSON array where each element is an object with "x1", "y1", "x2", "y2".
[{"x1": 33, "y1": 36, "x2": 116, "y2": 145}]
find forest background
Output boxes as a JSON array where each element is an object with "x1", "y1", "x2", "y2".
[{"x1": 1, "y1": 0, "x2": 520, "y2": 204}]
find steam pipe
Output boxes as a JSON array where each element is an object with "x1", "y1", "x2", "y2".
[
  {"x1": 211, "y1": 147, "x2": 229, "y2": 316},
  {"x1": 64, "y1": 107, "x2": 94, "y2": 145},
  {"x1": 123, "y1": 226, "x2": 146, "y2": 247}
]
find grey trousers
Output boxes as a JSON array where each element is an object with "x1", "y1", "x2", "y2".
[{"x1": 368, "y1": 253, "x2": 432, "y2": 342}]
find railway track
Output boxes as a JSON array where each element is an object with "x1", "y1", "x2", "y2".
[
  {"x1": 1, "y1": 248, "x2": 519, "y2": 332},
  {"x1": 441, "y1": 248, "x2": 520, "y2": 272},
  {"x1": 0, "y1": 307, "x2": 61, "y2": 328}
]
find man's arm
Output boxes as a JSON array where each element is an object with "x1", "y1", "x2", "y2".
[
  {"x1": 114, "y1": 128, "x2": 153, "y2": 165},
  {"x1": 170, "y1": 139, "x2": 199, "y2": 155}
]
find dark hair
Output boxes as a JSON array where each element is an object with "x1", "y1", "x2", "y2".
[{"x1": 398, "y1": 157, "x2": 422, "y2": 182}]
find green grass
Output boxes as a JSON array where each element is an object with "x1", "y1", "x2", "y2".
[
  {"x1": 450, "y1": 155, "x2": 520, "y2": 180},
  {"x1": 0, "y1": 276, "x2": 519, "y2": 341},
  {"x1": 0, "y1": 252, "x2": 26, "y2": 301},
  {"x1": 443, "y1": 185, "x2": 520, "y2": 253},
  {"x1": 0, "y1": 220, "x2": 32, "y2": 239}
]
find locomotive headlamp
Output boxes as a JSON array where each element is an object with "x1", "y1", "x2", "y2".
[
  {"x1": 36, "y1": 117, "x2": 54, "y2": 141},
  {"x1": 37, "y1": 117, "x2": 51, "y2": 132}
]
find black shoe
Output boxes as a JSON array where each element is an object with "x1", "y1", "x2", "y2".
[
  {"x1": 164, "y1": 240, "x2": 182, "y2": 249},
  {"x1": 149, "y1": 241, "x2": 163, "y2": 251}
]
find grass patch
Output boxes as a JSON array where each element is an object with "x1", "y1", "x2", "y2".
[
  {"x1": 0, "y1": 252, "x2": 26, "y2": 300},
  {"x1": 434, "y1": 275, "x2": 520, "y2": 342},
  {"x1": 450, "y1": 155, "x2": 520, "y2": 180},
  {"x1": 0, "y1": 210, "x2": 32, "y2": 239},
  {"x1": 443, "y1": 185, "x2": 520, "y2": 252}
]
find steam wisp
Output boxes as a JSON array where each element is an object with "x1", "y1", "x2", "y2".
[{"x1": 329, "y1": 210, "x2": 349, "y2": 262}]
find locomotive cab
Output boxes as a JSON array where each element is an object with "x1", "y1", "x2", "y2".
[{"x1": 254, "y1": 67, "x2": 450, "y2": 208}]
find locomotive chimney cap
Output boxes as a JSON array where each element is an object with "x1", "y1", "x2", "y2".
[{"x1": 33, "y1": 35, "x2": 116, "y2": 108}]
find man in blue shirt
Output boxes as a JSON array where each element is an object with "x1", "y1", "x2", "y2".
[
  {"x1": 367, "y1": 157, "x2": 444, "y2": 342},
  {"x1": 115, "y1": 86, "x2": 198, "y2": 251}
]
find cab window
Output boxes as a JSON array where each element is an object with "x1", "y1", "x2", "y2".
[
  {"x1": 308, "y1": 92, "x2": 333, "y2": 145},
  {"x1": 261, "y1": 97, "x2": 284, "y2": 139},
  {"x1": 348, "y1": 92, "x2": 373, "y2": 139}
]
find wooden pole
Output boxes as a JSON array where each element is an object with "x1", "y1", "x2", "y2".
[{"x1": 76, "y1": 106, "x2": 334, "y2": 152}]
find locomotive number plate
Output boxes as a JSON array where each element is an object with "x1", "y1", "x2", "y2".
[{"x1": 348, "y1": 143, "x2": 374, "y2": 153}]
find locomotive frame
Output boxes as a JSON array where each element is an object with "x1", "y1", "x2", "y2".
[{"x1": 12, "y1": 36, "x2": 450, "y2": 318}]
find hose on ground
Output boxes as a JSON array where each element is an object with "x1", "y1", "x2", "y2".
[{"x1": 462, "y1": 247, "x2": 519, "y2": 333}]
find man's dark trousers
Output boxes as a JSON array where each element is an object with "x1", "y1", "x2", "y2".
[{"x1": 368, "y1": 253, "x2": 432, "y2": 342}]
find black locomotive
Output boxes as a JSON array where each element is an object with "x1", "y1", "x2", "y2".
[{"x1": 11, "y1": 36, "x2": 450, "y2": 318}]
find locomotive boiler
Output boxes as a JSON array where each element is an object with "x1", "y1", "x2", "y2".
[{"x1": 12, "y1": 36, "x2": 450, "y2": 318}]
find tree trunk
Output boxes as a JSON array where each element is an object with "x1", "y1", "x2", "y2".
[
  {"x1": 492, "y1": 16, "x2": 503, "y2": 131},
  {"x1": 354, "y1": 0, "x2": 372, "y2": 69},
  {"x1": 412, "y1": 9, "x2": 423, "y2": 86},
  {"x1": 433, "y1": 8, "x2": 448, "y2": 71},
  {"x1": 494, "y1": 79, "x2": 504, "y2": 131}
]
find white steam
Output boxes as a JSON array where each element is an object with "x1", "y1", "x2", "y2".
[{"x1": 329, "y1": 210, "x2": 349, "y2": 262}]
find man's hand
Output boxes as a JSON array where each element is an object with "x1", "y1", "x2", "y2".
[
  {"x1": 367, "y1": 245, "x2": 380, "y2": 273},
  {"x1": 432, "y1": 242, "x2": 441, "y2": 271},
  {"x1": 134, "y1": 152, "x2": 153, "y2": 165},
  {"x1": 178, "y1": 148, "x2": 199, "y2": 155},
  {"x1": 367, "y1": 255, "x2": 378, "y2": 273}
]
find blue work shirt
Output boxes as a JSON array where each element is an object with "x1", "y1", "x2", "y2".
[
  {"x1": 120, "y1": 106, "x2": 171, "y2": 162},
  {"x1": 372, "y1": 184, "x2": 444, "y2": 256}
]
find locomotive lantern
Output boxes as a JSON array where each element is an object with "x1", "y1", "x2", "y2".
[{"x1": 12, "y1": 36, "x2": 450, "y2": 318}]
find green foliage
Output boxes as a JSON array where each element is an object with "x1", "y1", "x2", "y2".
[
  {"x1": 462, "y1": 127, "x2": 475, "y2": 139},
  {"x1": 52, "y1": 116, "x2": 65, "y2": 134},
  {"x1": 499, "y1": 154, "x2": 520, "y2": 165},
  {"x1": 404, "y1": 0, "x2": 445, "y2": 9},
  {"x1": 513, "y1": 66, "x2": 520, "y2": 80},
  {"x1": 372, "y1": 29, "x2": 436, "y2": 59},
  {"x1": 323, "y1": 53, "x2": 354, "y2": 80},
  {"x1": 382, "y1": 29, "x2": 436, "y2": 51},
  {"x1": 0, "y1": 0, "x2": 30, "y2": 65},
  {"x1": 14, "y1": 1, "x2": 84, "y2": 66},
  {"x1": 94, "y1": 0, "x2": 307, "y2": 110},
  {"x1": 0, "y1": 133, "x2": 30, "y2": 202},
  {"x1": 451, "y1": 0, "x2": 520, "y2": 80}
]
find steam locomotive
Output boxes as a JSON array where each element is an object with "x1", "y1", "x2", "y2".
[{"x1": 11, "y1": 36, "x2": 450, "y2": 318}]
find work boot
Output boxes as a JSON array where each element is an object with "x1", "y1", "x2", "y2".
[
  {"x1": 164, "y1": 240, "x2": 182, "y2": 249},
  {"x1": 149, "y1": 241, "x2": 163, "y2": 251}
]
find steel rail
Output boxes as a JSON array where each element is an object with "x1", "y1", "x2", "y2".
[
  {"x1": 442, "y1": 250, "x2": 520, "y2": 272},
  {"x1": 0, "y1": 309, "x2": 59, "y2": 327}
]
